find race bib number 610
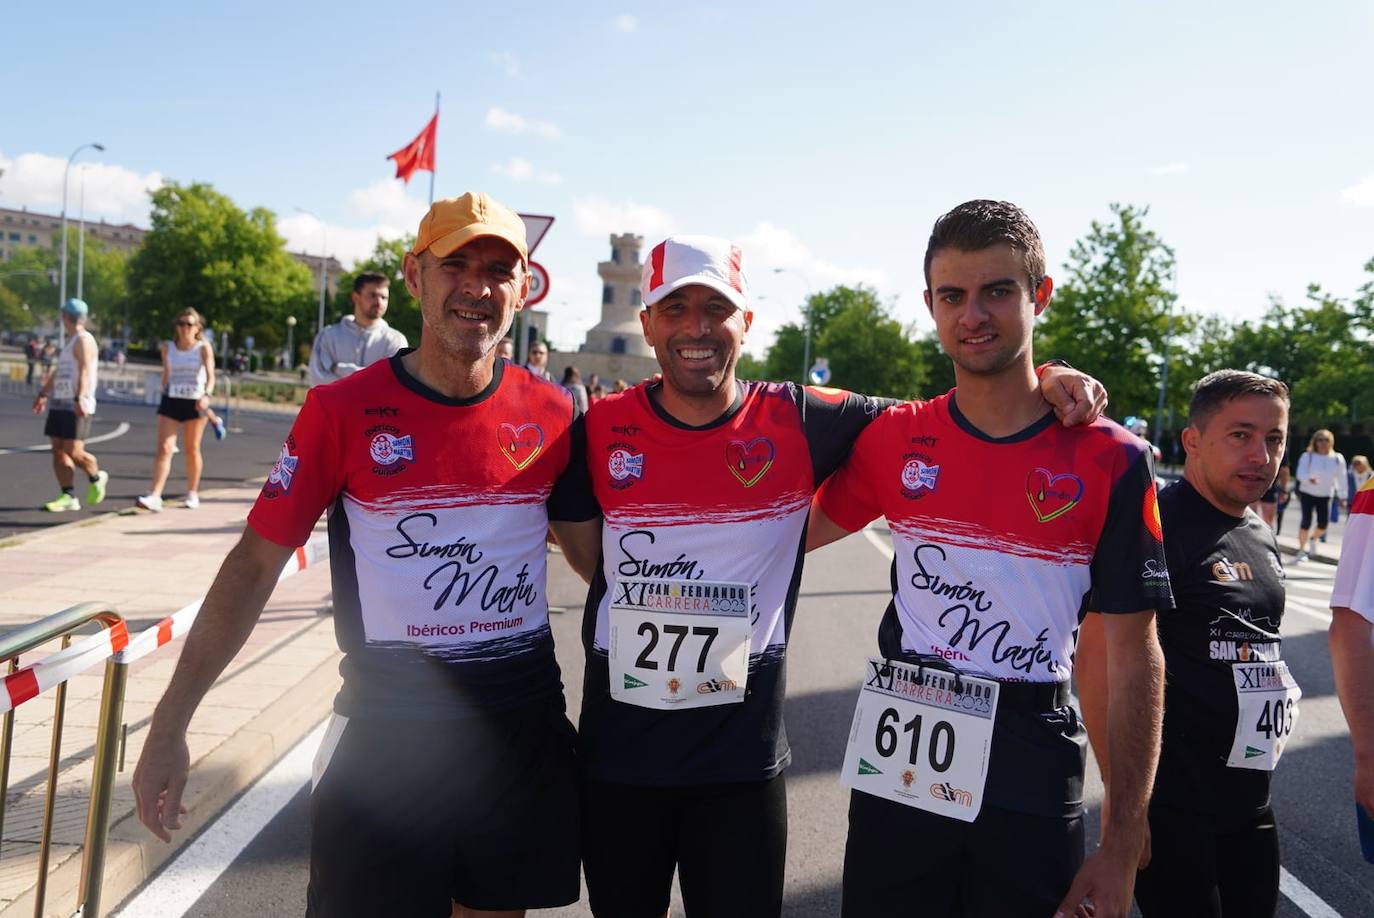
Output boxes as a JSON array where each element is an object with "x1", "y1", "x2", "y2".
[
  {"x1": 609, "y1": 578, "x2": 751, "y2": 710},
  {"x1": 841, "y1": 658, "x2": 999, "y2": 823}
]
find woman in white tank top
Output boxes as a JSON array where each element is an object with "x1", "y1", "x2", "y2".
[{"x1": 135, "y1": 308, "x2": 222, "y2": 511}]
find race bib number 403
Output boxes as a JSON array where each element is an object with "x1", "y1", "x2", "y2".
[
  {"x1": 1227, "y1": 660, "x2": 1301, "y2": 771},
  {"x1": 609, "y1": 578, "x2": 750, "y2": 710},
  {"x1": 841, "y1": 658, "x2": 999, "y2": 823}
]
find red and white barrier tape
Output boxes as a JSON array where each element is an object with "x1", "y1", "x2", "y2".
[{"x1": 0, "y1": 534, "x2": 328, "y2": 714}]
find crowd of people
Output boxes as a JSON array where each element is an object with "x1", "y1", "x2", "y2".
[
  {"x1": 106, "y1": 192, "x2": 1372, "y2": 918},
  {"x1": 15, "y1": 190, "x2": 1370, "y2": 917}
]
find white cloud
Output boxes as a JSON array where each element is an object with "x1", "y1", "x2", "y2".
[
  {"x1": 739, "y1": 221, "x2": 890, "y2": 289},
  {"x1": 572, "y1": 196, "x2": 675, "y2": 238},
  {"x1": 347, "y1": 179, "x2": 428, "y2": 232},
  {"x1": 1148, "y1": 162, "x2": 1190, "y2": 176},
  {"x1": 484, "y1": 107, "x2": 561, "y2": 140},
  {"x1": 0, "y1": 150, "x2": 163, "y2": 225},
  {"x1": 490, "y1": 52, "x2": 521, "y2": 78},
  {"x1": 1341, "y1": 173, "x2": 1374, "y2": 206},
  {"x1": 278, "y1": 180, "x2": 429, "y2": 266},
  {"x1": 491, "y1": 158, "x2": 562, "y2": 184},
  {"x1": 613, "y1": 14, "x2": 639, "y2": 32}
]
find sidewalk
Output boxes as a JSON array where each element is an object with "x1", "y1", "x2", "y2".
[
  {"x1": 1274, "y1": 506, "x2": 1347, "y2": 567},
  {"x1": 0, "y1": 485, "x2": 338, "y2": 915}
]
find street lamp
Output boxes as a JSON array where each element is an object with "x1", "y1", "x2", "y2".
[
  {"x1": 294, "y1": 208, "x2": 329, "y2": 340},
  {"x1": 285, "y1": 316, "x2": 297, "y2": 369},
  {"x1": 773, "y1": 268, "x2": 815, "y2": 384},
  {"x1": 59, "y1": 142, "x2": 104, "y2": 346}
]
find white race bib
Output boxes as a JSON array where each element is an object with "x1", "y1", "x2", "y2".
[
  {"x1": 52, "y1": 376, "x2": 74, "y2": 399},
  {"x1": 1227, "y1": 660, "x2": 1301, "y2": 771},
  {"x1": 608, "y1": 578, "x2": 750, "y2": 710},
  {"x1": 841, "y1": 659, "x2": 999, "y2": 822},
  {"x1": 168, "y1": 382, "x2": 202, "y2": 399}
]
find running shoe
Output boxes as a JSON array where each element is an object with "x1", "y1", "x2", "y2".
[
  {"x1": 86, "y1": 470, "x2": 109, "y2": 505},
  {"x1": 136, "y1": 493, "x2": 164, "y2": 512},
  {"x1": 182, "y1": 492, "x2": 200, "y2": 509},
  {"x1": 212, "y1": 418, "x2": 227, "y2": 440},
  {"x1": 1294, "y1": 550, "x2": 1308, "y2": 564},
  {"x1": 44, "y1": 493, "x2": 80, "y2": 512}
]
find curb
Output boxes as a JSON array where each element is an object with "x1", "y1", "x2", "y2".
[
  {"x1": 0, "y1": 477, "x2": 270, "y2": 552},
  {"x1": 0, "y1": 639, "x2": 341, "y2": 917}
]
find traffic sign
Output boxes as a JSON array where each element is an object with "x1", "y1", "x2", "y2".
[
  {"x1": 519, "y1": 214, "x2": 555, "y2": 256},
  {"x1": 809, "y1": 358, "x2": 831, "y2": 386},
  {"x1": 527, "y1": 261, "x2": 550, "y2": 306}
]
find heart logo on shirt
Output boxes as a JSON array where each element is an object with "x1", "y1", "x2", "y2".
[
  {"x1": 497, "y1": 422, "x2": 545, "y2": 471},
  {"x1": 1025, "y1": 468, "x2": 1084, "y2": 523},
  {"x1": 726, "y1": 437, "x2": 775, "y2": 488}
]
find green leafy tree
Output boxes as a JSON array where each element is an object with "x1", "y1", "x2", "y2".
[
  {"x1": 735, "y1": 351, "x2": 766, "y2": 380},
  {"x1": 0, "y1": 231, "x2": 128, "y2": 336},
  {"x1": 333, "y1": 234, "x2": 421, "y2": 343},
  {"x1": 126, "y1": 182, "x2": 313, "y2": 347},
  {"x1": 1037, "y1": 204, "x2": 1178, "y2": 426},
  {"x1": 914, "y1": 333, "x2": 956, "y2": 397},
  {"x1": 813, "y1": 293, "x2": 927, "y2": 398},
  {"x1": 762, "y1": 285, "x2": 879, "y2": 383}
]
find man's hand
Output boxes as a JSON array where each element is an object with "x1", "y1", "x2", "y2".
[
  {"x1": 1055, "y1": 842, "x2": 1140, "y2": 918},
  {"x1": 1039, "y1": 366, "x2": 1108, "y2": 427},
  {"x1": 31, "y1": 393, "x2": 47, "y2": 415},
  {"x1": 133, "y1": 726, "x2": 191, "y2": 842}
]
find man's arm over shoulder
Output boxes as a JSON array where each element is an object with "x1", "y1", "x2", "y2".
[
  {"x1": 133, "y1": 526, "x2": 296, "y2": 841},
  {"x1": 548, "y1": 409, "x2": 601, "y2": 581},
  {"x1": 807, "y1": 405, "x2": 897, "y2": 550}
]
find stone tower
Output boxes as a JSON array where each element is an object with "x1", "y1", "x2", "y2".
[{"x1": 582, "y1": 233, "x2": 653, "y2": 358}]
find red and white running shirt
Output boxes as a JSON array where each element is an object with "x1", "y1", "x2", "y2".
[
  {"x1": 248, "y1": 355, "x2": 597, "y2": 719},
  {"x1": 1332, "y1": 477, "x2": 1374, "y2": 622},
  {"x1": 578, "y1": 381, "x2": 885, "y2": 784},
  {"x1": 817, "y1": 392, "x2": 1172, "y2": 683}
]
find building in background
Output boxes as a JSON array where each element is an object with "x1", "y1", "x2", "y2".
[
  {"x1": 0, "y1": 204, "x2": 343, "y2": 295},
  {"x1": 549, "y1": 233, "x2": 658, "y2": 383}
]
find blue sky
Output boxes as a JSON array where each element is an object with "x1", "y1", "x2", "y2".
[{"x1": 3, "y1": 0, "x2": 1372, "y2": 355}]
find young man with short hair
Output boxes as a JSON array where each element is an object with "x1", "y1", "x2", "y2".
[
  {"x1": 135, "y1": 193, "x2": 601, "y2": 918},
  {"x1": 1080, "y1": 369, "x2": 1293, "y2": 916},
  {"x1": 308, "y1": 271, "x2": 408, "y2": 386},
  {"x1": 808, "y1": 200, "x2": 1168, "y2": 918},
  {"x1": 31, "y1": 298, "x2": 108, "y2": 511}
]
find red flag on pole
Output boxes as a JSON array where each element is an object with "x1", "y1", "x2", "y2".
[{"x1": 386, "y1": 113, "x2": 438, "y2": 184}]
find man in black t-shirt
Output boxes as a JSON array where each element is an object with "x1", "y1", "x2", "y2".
[{"x1": 1079, "y1": 369, "x2": 1294, "y2": 917}]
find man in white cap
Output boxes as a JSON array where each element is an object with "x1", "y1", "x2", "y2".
[
  {"x1": 31, "y1": 297, "x2": 108, "y2": 511},
  {"x1": 573, "y1": 234, "x2": 1106, "y2": 917},
  {"x1": 134, "y1": 192, "x2": 601, "y2": 918}
]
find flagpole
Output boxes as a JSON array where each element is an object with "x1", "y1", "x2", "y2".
[{"x1": 429, "y1": 91, "x2": 439, "y2": 205}]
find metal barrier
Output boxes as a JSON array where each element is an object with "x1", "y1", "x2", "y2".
[{"x1": 0, "y1": 603, "x2": 127, "y2": 918}]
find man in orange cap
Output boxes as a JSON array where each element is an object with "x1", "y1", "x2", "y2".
[{"x1": 134, "y1": 192, "x2": 601, "y2": 918}]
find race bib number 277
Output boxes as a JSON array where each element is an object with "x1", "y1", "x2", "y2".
[
  {"x1": 841, "y1": 659, "x2": 999, "y2": 823},
  {"x1": 609, "y1": 578, "x2": 751, "y2": 710}
]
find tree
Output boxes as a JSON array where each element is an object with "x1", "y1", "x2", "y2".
[
  {"x1": 914, "y1": 333, "x2": 956, "y2": 397},
  {"x1": 333, "y1": 235, "x2": 420, "y2": 343},
  {"x1": 762, "y1": 285, "x2": 881, "y2": 383},
  {"x1": 126, "y1": 182, "x2": 314, "y2": 347},
  {"x1": 735, "y1": 351, "x2": 766, "y2": 380},
  {"x1": 813, "y1": 292, "x2": 927, "y2": 398},
  {"x1": 1037, "y1": 204, "x2": 1178, "y2": 427},
  {"x1": 0, "y1": 230, "x2": 128, "y2": 336}
]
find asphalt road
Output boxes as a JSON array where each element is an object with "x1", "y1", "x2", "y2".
[
  {"x1": 112, "y1": 527, "x2": 1374, "y2": 917},
  {"x1": 0, "y1": 390, "x2": 297, "y2": 539}
]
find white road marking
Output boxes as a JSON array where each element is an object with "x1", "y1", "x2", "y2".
[
  {"x1": 856, "y1": 520, "x2": 1347, "y2": 917},
  {"x1": 1281, "y1": 867, "x2": 1344, "y2": 918},
  {"x1": 0, "y1": 420, "x2": 131, "y2": 456},
  {"x1": 113, "y1": 720, "x2": 326, "y2": 918}
]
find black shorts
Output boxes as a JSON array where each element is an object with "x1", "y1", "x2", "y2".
[
  {"x1": 307, "y1": 699, "x2": 580, "y2": 917},
  {"x1": 842, "y1": 791, "x2": 1084, "y2": 917},
  {"x1": 1298, "y1": 491, "x2": 1330, "y2": 530},
  {"x1": 156, "y1": 395, "x2": 204, "y2": 422},
  {"x1": 581, "y1": 774, "x2": 788, "y2": 918},
  {"x1": 44, "y1": 408, "x2": 92, "y2": 441},
  {"x1": 1134, "y1": 803, "x2": 1279, "y2": 917}
]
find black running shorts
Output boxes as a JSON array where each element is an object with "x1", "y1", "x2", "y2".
[
  {"x1": 44, "y1": 408, "x2": 91, "y2": 441},
  {"x1": 842, "y1": 790, "x2": 1084, "y2": 917},
  {"x1": 157, "y1": 395, "x2": 204, "y2": 423},
  {"x1": 1134, "y1": 803, "x2": 1279, "y2": 917},
  {"x1": 306, "y1": 698, "x2": 580, "y2": 917},
  {"x1": 581, "y1": 774, "x2": 788, "y2": 918}
]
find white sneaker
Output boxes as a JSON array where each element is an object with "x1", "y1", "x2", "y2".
[
  {"x1": 136, "y1": 493, "x2": 164, "y2": 512},
  {"x1": 1293, "y1": 550, "x2": 1308, "y2": 564},
  {"x1": 182, "y1": 492, "x2": 200, "y2": 509}
]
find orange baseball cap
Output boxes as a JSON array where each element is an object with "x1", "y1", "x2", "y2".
[{"x1": 410, "y1": 192, "x2": 528, "y2": 266}]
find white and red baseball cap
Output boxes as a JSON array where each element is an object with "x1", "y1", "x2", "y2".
[{"x1": 641, "y1": 235, "x2": 750, "y2": 310}]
